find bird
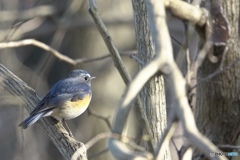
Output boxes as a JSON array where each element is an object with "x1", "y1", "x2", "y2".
[{"x1": 19, "y1": 69, "x2": 95, "y2": 135}]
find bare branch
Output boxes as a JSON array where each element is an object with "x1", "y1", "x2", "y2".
[
  {"x1": 164, "y1": 0, "x2": 208, "y2": 26},
  {"x1": 189, "y1": 58, "x2": 240, "y2": 91},
  {"x1": 72, "y1": 132, "x2": 146, "y2": 160},
  {"x1": 0, "y1": 39, "x2": 137, "y2": 66},
  {"x1": 85, "y1": 133, "x2": 120, "y2": 150},
  {"x1": 1, "y1": 16, "x2": 133, "y2": 41},
  {"x1": 88, "y1": 2, "x2": 131, "y2": 85},
  {"x1": 87, "y1": 0, "x2": 155, "y2": 159},
  {"x1": 155, "y1": 121, "x2": 178, "y2": 159},
  {"x1": 75, "y1": 51, "x2": 138, "y2": 65},
  {"x1": 191, "y1": 41, "x2": 212, "y2": 78},
  {"x1": 0, "y1": 39, "x2": 76, "y2": 65},
  {"x1": 145, "y1": 0, "x2": 227, "y2": 159},
  {"x1": 109, "y1": 0, "x2": 228, "y2": 159}
]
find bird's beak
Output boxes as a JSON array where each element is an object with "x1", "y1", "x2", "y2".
[{"x1": 90, "y1": 76, "x2": 96, "y2": 80}]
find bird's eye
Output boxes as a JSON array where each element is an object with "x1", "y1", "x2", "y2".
[{"x1": 84, "y1": 76, "x2": 90, "y2": 81}]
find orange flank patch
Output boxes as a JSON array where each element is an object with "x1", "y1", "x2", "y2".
[
  {"x1": 51, "y1": 93, "x2": 92, "y2": 120},
  {"x1": 66, "y1": 94, "x2": 91, "y2": 109}
]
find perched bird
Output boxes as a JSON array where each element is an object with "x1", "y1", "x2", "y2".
[{"x1": 19, "y1": 69, "x2": 95, "y2": 133}]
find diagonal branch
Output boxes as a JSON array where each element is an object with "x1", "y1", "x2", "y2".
[
  {"x1": 0, "y1": 64, "x2": 87, "y2": 160},
  {"x1": 88, "y1": 2, "x2": 131, "y2": 85},
  {"x1": 87, "y1": 0, "x2": 155, "y2": 159}
]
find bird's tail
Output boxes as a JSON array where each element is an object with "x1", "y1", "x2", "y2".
[{"x1": 18, "y1": 112, "x2": 45, "y2": 129}]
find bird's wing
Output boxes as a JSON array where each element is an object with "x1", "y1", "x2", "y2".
[
  {"x1": 30, "y1": 82, "x2": 91, "y2": 115},
  {"x1": 30, "y1": 93, "x2": 72, "y2": 115}
]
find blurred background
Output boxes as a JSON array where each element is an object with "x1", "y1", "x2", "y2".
[
  {"x1": 0, "y1": 0, "x2": 188, "y2": 160},
  {"x1": 0, "y1": 0, "x2": 138, "y2": 159}
]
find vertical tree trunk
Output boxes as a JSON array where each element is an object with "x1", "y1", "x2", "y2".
[
  {"x1": 131, "y1": 0, "x2": 170, "y2": 159},
  {"x1": 196, "y1": 0, "x2": 240, "y2": 154}
]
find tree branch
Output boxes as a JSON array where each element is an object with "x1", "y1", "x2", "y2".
[
  {"x1": 87, "y1": 0, "x2": 155, "y2": 159},
  {"x1": 72, "y1": 132, "x2": 147, "y2": 160},
  {"x1": 0, "y1": 39, "x2": 136, "y2": 66},
  {"x1": 0, "y1": 39, "x2": 76, "y2": 65},
  {"x1": 155, "y1": 121, "x2": 178, "y2": 159},
  {"x1": 146, "y1": 0, "x2": 226, "y2": 159},
  {"x1": 0, "y1": 64, "x2": 87, "y2": 160},
  {"x1": 164, "y1": 0, "x2": 208, "y2": 26},
  {"x1": 87, "y1": 109, "x2": 112, "y2": 130},
  {"x1": 88, "y1": 2, "x2": 131, "y2": 85}
]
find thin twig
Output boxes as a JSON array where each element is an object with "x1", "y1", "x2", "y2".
[
  {"x1": 0, "y1": 39, "x2": 75, "y2": 64},
  {"x1": 1, "y1": 17, "x2": 133, "y2": 41},
  {"x1": 193, "y1": 41, "x2": 212, "y2": 73},
  {"x1": 171, "y1": 138, "x2": 182, "y2": 159},
  {"x1": 130, "y1": 54, "x2": 145, "y2": 65},
  {"x1": 189, "y1": 58, "x2": 240, "y2": 91},
  {"x1": 185, "y1": 41, "x2": 212, "y2": 86},
  {"x1": 75, "y1": 51, "x2": 138, "y2": 65},
  {"x1": 85, "y1": 133, "x2": 121, "y2": 150},
  {"x1": 0, "y1": 39, "x2": 137, "y2": 66},
  {"x1": 88, "y1": 109, "x2": 112, "y2": 130},
  {"x1": 170, "y1": 34, "x2": 183, "y2": 46},
  {"x1": 186, "y1": 48, "x2": 191, "y2": 84},
  {"x1": 85, "y1": 132, "x2": 145, "y2": 151}
]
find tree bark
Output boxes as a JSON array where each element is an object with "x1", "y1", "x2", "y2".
[
  {"x1": 131, "y1": 0, "x2": 170, "y2": 159},
  {"x1": 196, "y1": 0, "x2": 240, "y2": 155}
]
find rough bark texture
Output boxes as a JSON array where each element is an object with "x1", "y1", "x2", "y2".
[
  {"x1": 0, "y1": 64, "x2": 87, "y2": 160},
  {"x1": 131, "y1": 0, "x2": 170, "y2": 159},
  {"x1": 196, "y1": 0, "x2": 239, "y2": 155}
]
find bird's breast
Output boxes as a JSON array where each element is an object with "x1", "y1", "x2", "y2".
[{"x1": 51, "y1": 93, "x2": 91, "y2": 120}]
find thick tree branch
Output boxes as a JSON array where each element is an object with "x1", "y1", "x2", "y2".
[
  {"x1": 98, "y1": 0, "x2": 226, "y2": 159},
  {"x1": 0, "y1": 64, "x2": 87, "y2": 160},
  {"x1": 146, "y1": 0, "x2": 226, "y2": 159},
  {"x1": 164, "y1": 0, "x2": 208, "y2": 26}
]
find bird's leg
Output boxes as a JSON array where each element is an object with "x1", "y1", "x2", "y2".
[{"x1": 62, "y1": 119, "x2": 74, "y2": 137}]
